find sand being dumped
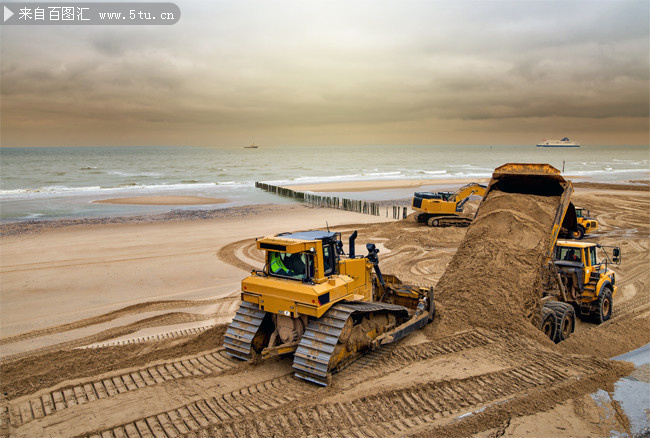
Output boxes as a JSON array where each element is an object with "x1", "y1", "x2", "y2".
[{"x1": 431, "y1": 189, "x2": 561, "y2": 340}]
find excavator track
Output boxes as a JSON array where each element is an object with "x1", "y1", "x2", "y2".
[
  {"x1": 223, "y1": 301, "x2": 267, "y2": 360},
  {"x1": 293, "y1": 302, "x2": 409, "y2": 386}
]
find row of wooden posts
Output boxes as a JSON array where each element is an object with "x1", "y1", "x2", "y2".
[{"x1": 255, "y1": 182, "x2": 409, "y2": 219}]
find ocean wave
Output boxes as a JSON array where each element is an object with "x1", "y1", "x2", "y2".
[
  {"x1": 107, "y1": 170, "x2": 163, "y2": 177},
  {"x1": 361, "y1": 171, "x2": 401, "y2": 177},
  {"x1": 417, "y1": 170, "x2": 447, "y2": 175},
  {"x1": 265, "y1": 169, "x2": 496, "y2": 186},
  {"x1": 569, "y1": 168, "x2": 647, "y2": 176},
  {"x1": 0, "y1": 181, "x2": 254, "y2": 200}
]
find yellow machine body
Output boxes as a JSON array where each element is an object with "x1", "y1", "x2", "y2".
[
  {"x1": 553, "y1": 240, "x2": 618, "y2": 304},
  {"x1": 225, "y1": 230, "x2": 435, "y2": 386},
  {"x1": 574, "y1": 207, "x2": 599, "y2": 238},
  {"x1": 411, "y1": 183, "x2": 486, "y2": 216},
  {"x1": 241, "y1": 234, "x2": 373, "y2": 318},
  {"x1": 481, "y1": 163, "x2": 620, "y2": 342}
]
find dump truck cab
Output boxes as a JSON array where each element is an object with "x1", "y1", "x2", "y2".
[
  {"x1": 551, "y1": 240, "x2": 620, "y2": 323},
  {"x1": 572, "y1": 207, "x2": 599, "y2": 239}
]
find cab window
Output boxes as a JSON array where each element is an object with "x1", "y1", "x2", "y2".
[
  {"x1": 268, "y1": 251, "x2": 312, "y2": 280},
  {"x1": 323, "y1": 244, "x2": 335, "y2": 276},
  {"x1": 555, "y1": 246, "x2": 582, "y2": 263},
  {"x1": 589, "y1": 246, "x2": 597, "y2": 266}
]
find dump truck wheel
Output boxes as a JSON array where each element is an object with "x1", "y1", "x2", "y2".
[
  {"x1": 572, "y1": 225, "x2": 585, "y2": 240},
  {"x1": 595, "y1": 287, "x2": 613, "y2": 324},
  {"x1": 540, "y1": 307, "x2": 557, "y2": 341},
  {"x1": 551, "y1": 303, "x2": 575, "y2": 343}
]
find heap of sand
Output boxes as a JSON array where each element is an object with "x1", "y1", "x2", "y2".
[{"x1": 430, "y1": 188, "x2": 560, "y2": 340}]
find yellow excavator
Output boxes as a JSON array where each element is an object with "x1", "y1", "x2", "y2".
[
  {"x1": 412, "y1": 183, "x2": 487, "y2": 227},
  {"x1": 224, "y1": 231, "x2": 435, "y2": 385},
  {"x1": 479, "y1": 164, "x2": 620, "y2": 343}
]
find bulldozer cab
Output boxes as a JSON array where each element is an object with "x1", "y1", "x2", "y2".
[
  {"x1": 268, "y1": 252, "x2": 312, "y2": 280},
  {"x1": 259, "y1": 231, "x2": 339, "y2": 283}
]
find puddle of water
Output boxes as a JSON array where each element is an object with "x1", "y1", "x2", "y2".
[{"x1": 605, "y1": 343, "x2": 650, "y2": 436}]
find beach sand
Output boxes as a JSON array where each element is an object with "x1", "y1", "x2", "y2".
[
  {"x1": 0, "y1": 204, "x2": 391, "y2": 338},
  {"x1": 0, "y1": 181, "x2": 648, "y2": 437},
  {"x1": 92, "y1": 196, "x2": 227, "y2": 205}
]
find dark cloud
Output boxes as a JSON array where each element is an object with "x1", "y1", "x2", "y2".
[{"x1": 1, "y1": 0, "x2": 648, "y2": 146}]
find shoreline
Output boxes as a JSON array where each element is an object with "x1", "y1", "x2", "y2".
[
  {"x1": 2, "y1": 180, "x2": 647, "y2": 235},
  {"x1": 0, "y1": 204, "x2": 296, "y2": 236}
]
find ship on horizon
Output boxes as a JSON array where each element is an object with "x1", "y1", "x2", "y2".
[
  {"x1": 244, "y1": 142, "x2": 259, "y2": 149},
  {"x1": 537, "y1": 137, "x2": 580, "y2": 148}
]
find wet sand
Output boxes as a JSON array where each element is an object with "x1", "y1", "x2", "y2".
[{"x1": 92, "y1": 196, "x2": 227, "y2": 205}]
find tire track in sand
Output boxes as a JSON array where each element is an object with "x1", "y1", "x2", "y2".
[
  {"x1": 86, "y1": 376, "x2": 310, "y2": 438},
  {"x1": 189, "y1": 362, "x2": 575, "y2": 438},
  {"x1": 8, "y1": 349, "x2": 238, "y2": 427},
  {"x1": 340, "y1": 330, "x2": 496, "y2": 381}
]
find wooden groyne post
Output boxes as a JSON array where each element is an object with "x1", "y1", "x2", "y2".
[{"x1": 255, "y1": 182, "x2": 408, "y2": 219}]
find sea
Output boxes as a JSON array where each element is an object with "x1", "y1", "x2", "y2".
[{"x1": 1, "y1": 144, "x2": 648, "y2": 222}]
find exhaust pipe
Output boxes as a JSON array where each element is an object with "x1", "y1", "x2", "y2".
[
  {"x1": 349, "y1": 231, "x2": 357, "y2": 258},
  {"x1": 366, "y1": 243, "x2": 385, "y2": 286}
]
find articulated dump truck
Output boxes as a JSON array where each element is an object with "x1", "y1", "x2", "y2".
[
  {"x1": 224, "y1": 231, "x2": 435, "y2": 386},
  {"x1": 483, "y1": 164, "x2": 620, "y2": 343}
]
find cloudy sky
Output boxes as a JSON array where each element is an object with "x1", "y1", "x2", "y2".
[{"x1": 1, "y1": 0, "x2": 648, "y2": 147}]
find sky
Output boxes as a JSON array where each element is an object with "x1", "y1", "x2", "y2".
[{"x1": 1, "y1": 0, "x2": 649, "y2": 147}]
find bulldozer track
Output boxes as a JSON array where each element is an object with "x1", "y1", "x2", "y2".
[
  {"x1": 195, "y1": 362, "x2": 575, "y2": 438},
  {"x1": 86, "y1": 375, "x2": 309, "y2": 438},
  {"x1": 0, "y1": 297, "x2": 239, "y2": 348},
  {"x1": 339, "y1": 330, "x2": 496, "y2": 380},
  {"x1": 293, "y1": 302, "x2": 410, "y2": 386},
  {"x1": 81, "y1": 323, "x2": 219, "y2": 349},
  {"x1": 1, "y1": 299, "x2": 239, "y2": 364},
  {"x1": 611, "y1": 292, "x2": 650, "y2": 321},
  {"x1": 223, "y1": 301, "x2": 266, "y2": 361},
  {"x1": 8, "y1": 349, "x2": 238, "y2": 427},
  {"x1": 375, "y1": 330, "x2": 496, "y2": 369}
]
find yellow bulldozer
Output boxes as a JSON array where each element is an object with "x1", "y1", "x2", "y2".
[
  {"x1": 224, "y1": 231, "x2": 435, "y2": 385},
  {"x1": 412, "y1": 182, "x2": 487, "y2": 227},
  {"x1": 481, "y1": 163, "x2": 620, "y2": 343}
]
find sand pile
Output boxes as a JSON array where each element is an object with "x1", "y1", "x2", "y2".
[{"x1": 430, "y1": 189, "x2": 560, "y2": 339}]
